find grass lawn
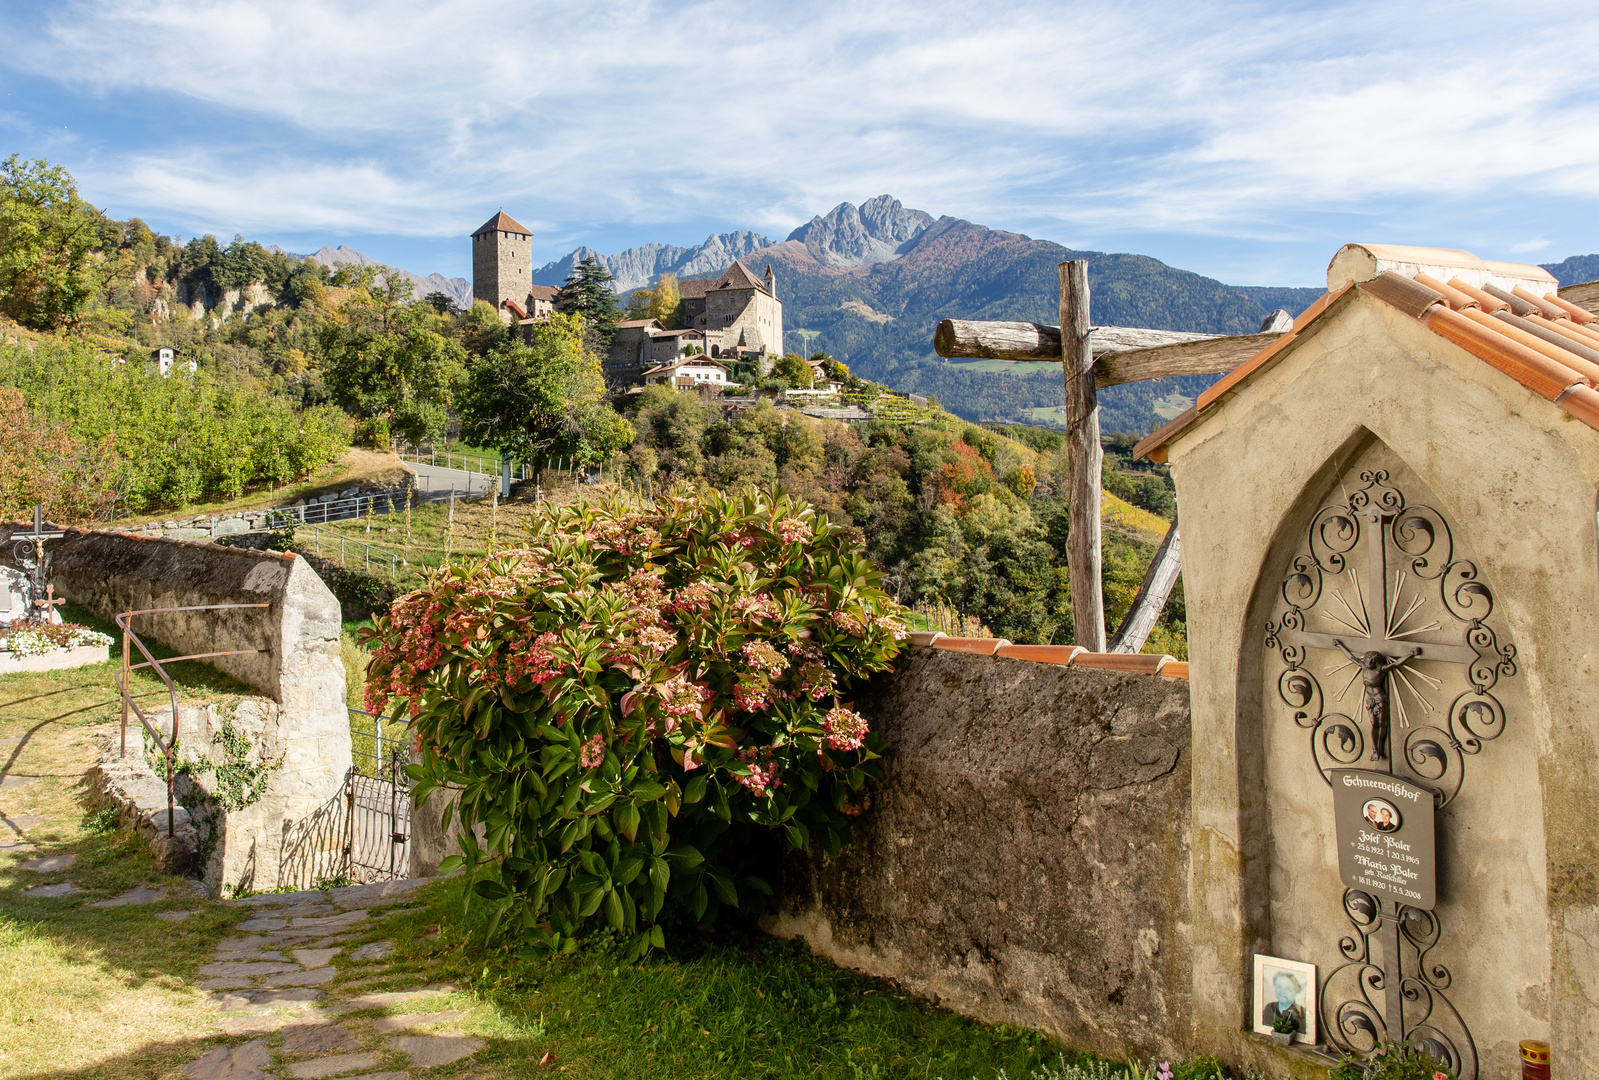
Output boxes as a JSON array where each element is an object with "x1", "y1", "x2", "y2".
[{"x1": 0, "y1": 634, "x2": 1159, "y2": 1080}]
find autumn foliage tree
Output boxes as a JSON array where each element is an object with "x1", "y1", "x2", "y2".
[
  {"x1": 0, "y1": 155, "x2": 113, "y2": 332},
  {"x1": 0, "y1": 389, "x2": 120, "y2": 524}
]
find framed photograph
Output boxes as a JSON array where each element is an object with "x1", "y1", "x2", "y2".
[{"x1": 1253, "y1": 953, "x2": 1317, "y2": 1044}]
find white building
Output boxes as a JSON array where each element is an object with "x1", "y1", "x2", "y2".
[{"x1": 642, "y1": 357, "x2": 730, "y2": 388}]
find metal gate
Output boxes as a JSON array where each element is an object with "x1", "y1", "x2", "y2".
[{"x1": 346, "y1": 708, "x2": 411, "y2": 882}]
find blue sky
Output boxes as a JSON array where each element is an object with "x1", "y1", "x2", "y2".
[{"x1": 3, "y1": 0, "x2": 1598, "y2": 288}]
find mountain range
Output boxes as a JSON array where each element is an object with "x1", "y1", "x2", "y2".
[{"x1": 308, "y1": 201, "x2": 1599, "y2": 434}]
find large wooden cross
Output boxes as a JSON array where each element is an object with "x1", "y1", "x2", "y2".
[
  {"x1": 12, "y1": 505, "x2": 65, "y2": 607},
  {"x1": 935, "y1": 263, "x2": 1291, "y2": 651}
]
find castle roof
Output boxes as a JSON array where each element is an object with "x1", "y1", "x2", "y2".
[
  {"x1": 679, "y1": 259, "x2": 772, "y2": 300},
  {"x1": 472, "y1": 211, "x2": 532, "y2": 238},
  {"x1": 528, "y1": 285, "x2": 559, "y2": 302}
]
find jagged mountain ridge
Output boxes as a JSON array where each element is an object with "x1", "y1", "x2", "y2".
[
  {"x1": 531, "y1": 231, "x2": 773, "y2": 294},
  {"x1": 785, "y1": 194, "x2": 934, "y2": 268}
]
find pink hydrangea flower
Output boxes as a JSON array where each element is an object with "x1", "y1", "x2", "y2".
[
  {"x1": 580, "y1": 733, "x2": 605, "y2": 769},
  {"x1": 774, "y1": 518, "x2": 812, "y2": 544},
  {"x1": 821, "y1": 705, "x2": 869, "y2": 751}
]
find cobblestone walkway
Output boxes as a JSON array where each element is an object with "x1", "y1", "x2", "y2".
[{"x1": 189, "y1": 879, "x2": 483, "y2": 1080}]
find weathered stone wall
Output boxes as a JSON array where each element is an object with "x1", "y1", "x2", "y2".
[
  {"x1": 35, "y1": 529, "x2": 351, "y2": 892},
  {"x1": 767, "y1": 646, "x2": 1193, "y2": 1063}
]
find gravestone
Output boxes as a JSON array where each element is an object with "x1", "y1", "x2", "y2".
[{"x1": 0, "y1": 566, "x2": 34, "y2": 625}]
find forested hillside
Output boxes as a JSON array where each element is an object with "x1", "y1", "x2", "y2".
[{"x1": 725, "y1": 218, "x2": 1318, "y2": 433}]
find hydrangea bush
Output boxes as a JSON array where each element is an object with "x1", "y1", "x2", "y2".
[
  {"x1": 363, "y1": 484, "x2": 907, "y2": 957},
  {"x1": 0, "y1": 622, "x2": 113, "y2": 657}
]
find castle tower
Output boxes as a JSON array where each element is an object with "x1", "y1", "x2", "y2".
[{"x1": 471, "y1": 211, "x2": 533, "y2": 315}]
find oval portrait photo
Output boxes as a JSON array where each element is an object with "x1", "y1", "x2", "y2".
[{"x1": 1362, "y1": 798, "x2": 1401, "y2": 833}]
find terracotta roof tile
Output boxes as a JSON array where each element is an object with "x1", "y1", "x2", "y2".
[
  {"x1": 995, "y1": 644, "x2": 1087, "y2": 665},
  {"x1": 1448, "y1": 279, "x2": 1508, "y2": 313},
  {"x1": 931, "y1": 635, "x2": 1010, "y2": 656},
  {"x1": 1427, "y1": 306, "x2": 1583, "y2": 400},
  {"x1": 1465, "y1": 310, "x2": 1599, "y2": 385},
  {"x1": 1544, "y1": 293, "x2": 1596, "y2": 324},
  {"x1": 528, "y1": 285, "x2": 559, "y2": 302},
  {"x1": 1512, "y1": 286, "x2": 1569, "y2": 321},
  {"x1": 1414, "y1": 272, "x2": 1479, "y2": 311},
  {"x1": 1541, "y1": 314, "x2": 1599, "y2": 351},
  {"x1": 909, "y1": 639, "x2": 1189, "y2": 679},
  {"x1": 1483, "y1": 283, "x2": 1541, "y2": 318},
  {"x1": 1501, "y1": 313, "x2": 1599, "y2": 375},
  {"x1": 1556, "y1": 384, "x2": 1599, "y2": 428}
]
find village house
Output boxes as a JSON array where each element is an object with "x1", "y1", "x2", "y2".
[
  {"x1": 642, "y1": 355, "x2": 730, "y2": 389},
  {"x1": 605, "y1": 319, "x2": 712, "y2": 386}
]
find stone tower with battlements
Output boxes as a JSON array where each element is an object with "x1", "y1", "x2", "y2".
[{"x1": 471, "y1": 211, "x2": 533, "y2": 317}]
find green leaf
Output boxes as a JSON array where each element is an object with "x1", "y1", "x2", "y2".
[
  {"x1": 436, "y1": 855, "x2": 466, "y2": 875},
  {"x1": 603, "y1": 887, "x2": 624, "y2": 930},
  {"x1": 683, "y1": 773, "x2": 709, "y2": 804},
  {"x1": 578, "y1": 886, "x2": 606, "y2": 917},
  {"x1": 708, "y1": 871, "x2": 738, "y2": 907},
  {"x1": 474, "y1": 879, "x2": 509, "y2": 900},
  {"x1": 617, "y1": 801, "x2": 641, "y2": 843},
  {"x1": 665, "y1": 844, "x2": 703, "y2": 868},
  {"x1": 649, "y1": 924, "x2": 665, "y2": 949},
  {"x1": 616, "y1": 857, "x2": 643, "y2": 885}
]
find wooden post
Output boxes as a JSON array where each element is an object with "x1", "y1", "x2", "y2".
[
  {"x1": 1109, "y1": 518, "x2": 1181, "y2": 653},
  {"x1": 1061, "y1": 260, "x2": 1105, "y2": 652}
]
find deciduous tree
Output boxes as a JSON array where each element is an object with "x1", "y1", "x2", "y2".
[
  {"x1": 457, "y1": 312, "x2": 633, "y2": 465},
  {"x1": 319, "y1": 282, "x2": 464, "y2": 447},
  {"x1": 0, "y1": 156, "x2": 112, "y2": 331}
]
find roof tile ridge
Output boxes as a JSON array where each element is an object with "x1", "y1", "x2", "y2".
[
  {"x1": 1468, "y1": 309, "x2": 1599, "y2": 385},
  {"x1": 930, "y1": 635, "x2": 1010, "y2": 656},
  {"x1": 1357, "y1": 272, "x2": 1446, "y2": 319},
  {"x1": 1070, "y1": 651, "x2": 1174, "y2": 675},
  {"x1": 1423, "y1": 306, "x2": 1586, "y2": 400},
  {"x1": 1448, "y1": 279, "x2": 1508, "y2": 313}
]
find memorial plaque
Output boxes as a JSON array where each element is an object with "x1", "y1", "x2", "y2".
[{"x1": 1331, "y1": 768, "x2": 1436, "y2": 910}]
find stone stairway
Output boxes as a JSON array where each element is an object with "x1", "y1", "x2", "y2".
[{"x1": 189, "y1": 878, "x2": 484, "y2": 1080}]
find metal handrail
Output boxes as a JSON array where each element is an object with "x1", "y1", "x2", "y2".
[{"x1": 114, "y1": 603, "x2": 271, "y2": 837}]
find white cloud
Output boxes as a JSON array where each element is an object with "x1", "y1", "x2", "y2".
[{"x1": 4, "y1": 0, "x2": 1599, "y2": 263}]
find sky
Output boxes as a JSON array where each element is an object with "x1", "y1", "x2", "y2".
[{"x1": 3, "y1": 0, "x2": 1598, "y2": 288}]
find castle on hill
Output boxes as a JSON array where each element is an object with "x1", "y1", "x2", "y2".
[{"x1": 471, "y1": 210, "x2": 782, "y2": 387}]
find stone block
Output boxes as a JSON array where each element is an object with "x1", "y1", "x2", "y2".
[
  {"x1": 198, "y1": 960, "x2": 301, "y2": 977},
  {"x1": 91, "y1": 885, "x2": 166, "y2": 907},
  {"x1": 286, "y1": 1052, "x2": 378, "y2": 1079},
  {"x1": 293, "y1": 948, "x2": 340, "y2": 968},
  {"x1": 386, "y1": 1035, "x2": 483, "y2": 1067},
  {"x1": 235, "y1": 889, "x2": 328, "y2": 907},
  {"x1": 327, "y1": 879, "x2": 426, "y2": 907},
  {"x1": 186, "y1": 1040, "x2": 270, "y2": 1080},
  {"x1": 290, "y1": 910, "x2": 368, "y2": 930},
  {"x1": 24, "y1": 882, "x2": 78, "y2": 898},
  {"x1": 260, "y1": 966, "x2": 338, "y2": 987},
  {"x1": 371, "y1": 1010, "x2": 469, "y2": 1033},
  {"x1": 17, "y1": 853, "x2": 74, "y2": 872},
  {"x1": 349, "y1": 941, "x2": 394, "y2": 962},
  {"x1": 280, "y1": 1021, "x2": 359, "y2": 1057},
  {"x1": 238, "y1": 917, "x2": 288, "y2": 931}
]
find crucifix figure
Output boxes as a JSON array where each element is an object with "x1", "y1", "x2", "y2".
[
  {"x1": 1285, "y1": 504, "x2": 1476, "y2": 765},
  {"x1": 1334, "y1": 640, "x2": 1422, "y2": 761},
  {"x1": 10, "y1": 506, "x2": 65, "y2": 616}
]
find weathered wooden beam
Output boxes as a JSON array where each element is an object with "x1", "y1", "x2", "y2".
[
  {"x1": 1061, "y1": 261, "x2": 1105, "y2": 653},
  {"x1": 1094, "y1": 331, "x2": 1282, "y2": 387},
  {"x1": 934, "y1": 319, "x2": 1285, "y2": 387},
  {"x1": 1108, "y1": 518, "x2": 1181, "y2": 654}
]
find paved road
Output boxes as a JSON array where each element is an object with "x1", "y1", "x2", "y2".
[{"x1": 405, "y1": 460, "x2": 499, "y2": 496}]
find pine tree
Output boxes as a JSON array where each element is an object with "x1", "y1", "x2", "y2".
[{"x1": 556, "y1": 257, "x2": 622, "y2": 344}]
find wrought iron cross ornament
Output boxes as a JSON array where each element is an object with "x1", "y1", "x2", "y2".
[{"x1": 1265, "y1": 471, "x2": 1516, "y2": 1080}]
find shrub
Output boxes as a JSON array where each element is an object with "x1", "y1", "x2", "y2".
[{"x1": 365, "y1": 484, "x2": 907, "y2": 958}]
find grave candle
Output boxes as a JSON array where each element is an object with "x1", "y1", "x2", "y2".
[{"x1": 1519, "y1": 1039, "x2": 1549, "y2": 1080}]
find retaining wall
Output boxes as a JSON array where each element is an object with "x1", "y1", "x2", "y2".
[
  {"x1": 25, "y1": 528, "x2": 351, "y2": 892},
  {"x1": 767, "y1": 640, "x2": 1194, "y2": 1063}
]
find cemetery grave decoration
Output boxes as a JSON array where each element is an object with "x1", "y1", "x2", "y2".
[
  {"x1": 1265, "y1": 470, "x2": 1515, "y2": 1080},
  {"x1": 367, "y1": 483, "x2": 907, "y2": 959},
  {"x1": 0, "y1": 620, "x2": 113, "y2": 673}
]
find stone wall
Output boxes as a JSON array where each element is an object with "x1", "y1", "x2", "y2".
[
  {"x1": 767, "y1": 645, "x2": 1194, "y2": 1063},
  {"x1": 35, "y1": 529, "x2": 351, "y2": 892}
]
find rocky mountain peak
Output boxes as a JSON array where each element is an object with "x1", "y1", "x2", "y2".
[{"x1": 786, "y1": 195, "x2": 935, "y2": 268}]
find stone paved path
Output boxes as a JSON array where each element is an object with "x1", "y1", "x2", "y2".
[{"x1": 194, "y1": 877, "x2": 484, "y2": 1080}]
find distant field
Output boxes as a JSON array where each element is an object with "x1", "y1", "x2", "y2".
[
  {"x1": 947, "y1": 357, "x2": 1055, "y2": 376},
  {"x1": 1025, "y1": 406, "x2": 1069, "y2": 428},
  {"x1": 1152, "y1": 392, "x2": 1195, "y2": 420}
]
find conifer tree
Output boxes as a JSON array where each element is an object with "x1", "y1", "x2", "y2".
[{"x1": 555, "y1": 257, "x2": 622, "y2": 344}]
